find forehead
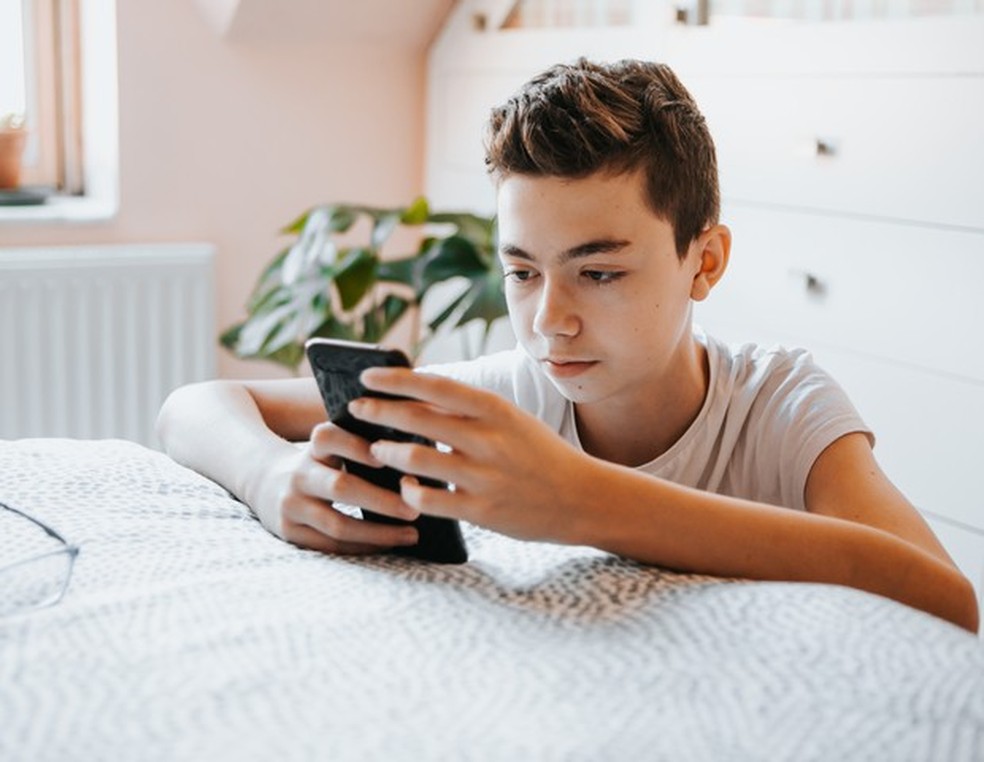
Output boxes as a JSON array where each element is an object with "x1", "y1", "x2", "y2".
[
  {"x1": 496, "y1": 171, "x2": 646, "y2": 213},
  {"x1": 495, "y1": 171, "x2": 673, "y2": 251}
]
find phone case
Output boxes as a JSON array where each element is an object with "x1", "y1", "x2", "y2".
[{"x1": 305, "y1": 339, "x2": 468, "y2": 564}]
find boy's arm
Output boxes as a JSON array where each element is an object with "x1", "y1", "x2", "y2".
[
  {"x1": 156, "y1": 377, "x2": 326, "y2": 511},
  {"x1": 356, "y1": 368, "x2": 980, "y2": 633},
  {"x1": 156, "y1": 378, "x2": 420, "y2": 551},
  {"x1": 585, "y1": 443, "x2": 979, "y2": 633},
  {"x1": 803, "y1": 431, "x2": 959, "y2": 566}
]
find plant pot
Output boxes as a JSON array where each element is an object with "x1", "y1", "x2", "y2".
[{"x1": 0, "y1": 129, "x2": 27, "y2": 189}]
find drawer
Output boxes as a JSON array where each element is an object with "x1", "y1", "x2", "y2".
[
  {"x1": 695, "y1": 205, "x2": 984, "y2": 382},
  {"x1": 688, "y1": 75, "x2": 984, "y2": 230}
]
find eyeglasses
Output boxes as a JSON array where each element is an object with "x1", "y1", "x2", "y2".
[{"x1": 0, "y1": 500, "x2": 79, "y2": 617}]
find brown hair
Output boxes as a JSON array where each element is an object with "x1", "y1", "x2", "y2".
[{"x1": 485, "y1": 58, "x2": 719, "y2": 257}]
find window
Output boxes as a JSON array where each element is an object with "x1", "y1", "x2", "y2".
[
  {"x1": 1, "y1": 0, "x2": 84, "y2": 195},
  {"x1": 0, "y1": 3, "x2": 27, "y2": 119}
]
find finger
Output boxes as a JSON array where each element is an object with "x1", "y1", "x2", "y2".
[
  {"x1": 349, "y1": 395, "x2": 478, "y2": 452},
  {"x1": 309, "y1": 421, "x2": 383, "y2": 468},
  {"x1": 369, "y1": 439, "x2": 463, "y2": 487},
  {"x1": 360, "y1": 367, "x2": 504, "y2": 420},
  {"x1": 399, "y1": 475, "x2": 464, "y2": 520},
  {"x1": 284, "y1": 519, "x2": 419, "y2": 556},
  {"x1": 292, "y1": 460, "x2": 419, "y2": 522},
  {"x1": 285, "y1": 498, "x2": 420, "y2": 548},
  {"x1": 283, "y1": 521, "x2": 384, "y2": 555}
]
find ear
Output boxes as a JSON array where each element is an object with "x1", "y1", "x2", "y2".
[{"x1": 689, "y1": 224, "x2": 731, "y2": 302}]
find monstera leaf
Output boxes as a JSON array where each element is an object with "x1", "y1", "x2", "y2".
[{"x1": 221, "y1": 198, "x2": 506, "y2": 372}]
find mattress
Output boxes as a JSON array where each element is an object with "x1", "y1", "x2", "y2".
[{"x1": 1, "y1": 438, "x2": 982, "y2": 761}]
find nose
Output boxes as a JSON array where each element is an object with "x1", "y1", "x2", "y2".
[{"x1": 532, "y1": 279, "x2": 580, "y2": 339}]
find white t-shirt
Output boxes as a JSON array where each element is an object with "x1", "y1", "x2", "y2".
[{"x1": 427, "y1": 333, "x2": 871, "y2": 512}]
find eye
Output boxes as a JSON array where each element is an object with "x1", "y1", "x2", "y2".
[
  {"x1": 582, "y1": 270, "x2": 625, "y2": 285},
  {"x1": 503, "y1": 267, "x2": 536, "y2": 283}
]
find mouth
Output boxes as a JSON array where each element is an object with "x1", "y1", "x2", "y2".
[{"x1": 540, "y1": 358, "x2": 598, "y2": 379}]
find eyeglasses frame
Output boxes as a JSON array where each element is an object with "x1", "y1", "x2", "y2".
[{"x1": 0, "y1": 500, "x2": 80, "y2": 615}]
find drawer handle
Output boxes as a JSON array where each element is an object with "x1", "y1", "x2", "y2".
[
  {"x1": 674, "y1": 1, "x2": 710, "y2": 25},
  {"x1": 790, "y1": 269, "x2": 828, "y2": 298},
  {"x1": 815, "y1": 138, "x2": 838, "y2": 157}
]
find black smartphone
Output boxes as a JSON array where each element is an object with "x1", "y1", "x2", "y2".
[{"x1": 305, "y1": 337, "x2": 468, "y2": 564}]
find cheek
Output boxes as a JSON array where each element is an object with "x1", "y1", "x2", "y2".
[
  {"x1": 505, "y1": 291, "x2": 532, "y2": 334},
  {"x1": 608, "y1": 284, "x2": 657, "y2": 327}
]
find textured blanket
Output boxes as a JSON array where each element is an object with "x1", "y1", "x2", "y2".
[{"x1": 1, "y1": 438, "x2": 982, "y2": 761}]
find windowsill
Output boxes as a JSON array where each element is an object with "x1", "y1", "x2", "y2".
[{"x1": 0, "y1": 193, "x2": 118, "y2": 224}]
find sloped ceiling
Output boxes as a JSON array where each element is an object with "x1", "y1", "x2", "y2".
[{"x1": 195, "y1": 0, "x2": 458, "y2": 49}]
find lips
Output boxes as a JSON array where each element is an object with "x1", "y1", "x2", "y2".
[{"x1": 541, "y1": 357, "x2": 598, "y2": 378}]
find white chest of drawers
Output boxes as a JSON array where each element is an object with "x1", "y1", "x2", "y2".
[
  {"x1": 426, "y1": 10, "x2": 984, "y2": 611},
  {"x1": 681, "y1": 20, "x2": 984, "y2": 611}
]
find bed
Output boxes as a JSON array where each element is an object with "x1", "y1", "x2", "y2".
[{"x1": 1, "y1": 437, "x2": 983, "y2": 761}]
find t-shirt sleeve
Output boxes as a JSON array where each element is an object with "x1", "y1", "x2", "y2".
[{"x1": 742, "y1": 349, "x2": 873, "y2": 512}]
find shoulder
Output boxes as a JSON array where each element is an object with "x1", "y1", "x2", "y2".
[
  {"x1": 707, "y1": 333, "x2": 866, "y2": 432},
  {"x1": 707, "y1": 335, "x2": 845, "y2": 408},
  {"x1": 710, "y1": 334, "x2": 815, "y2": 383}
]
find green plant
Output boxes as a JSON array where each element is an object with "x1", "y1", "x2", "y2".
[{"x1": 221, "y1": 197, "x2": 507, "y2": 372}]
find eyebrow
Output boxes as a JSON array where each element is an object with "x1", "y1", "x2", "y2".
[{"x1": 499, "y1": 238, "x2": 631, "y2": 264}]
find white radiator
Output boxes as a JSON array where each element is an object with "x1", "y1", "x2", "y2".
[{"x1": 0, "y1": 243, "x2": 215, "y2": 448}]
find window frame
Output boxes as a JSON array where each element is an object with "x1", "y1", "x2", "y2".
[{"x1": 19, "y1": 0, "x2": 84, "y2": 194}]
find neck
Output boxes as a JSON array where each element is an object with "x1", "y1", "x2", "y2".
[{"x1": 573, "y1": 337, "x2": 709, "y2": 467}]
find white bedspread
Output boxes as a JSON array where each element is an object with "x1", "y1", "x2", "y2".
[{"x1": 1, "y1": 438, "x2": 983, "y2": 761}]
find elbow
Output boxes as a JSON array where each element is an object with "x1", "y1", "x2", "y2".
[
  {"x1": 155, "y1": 381, "x2": 218, "y2": 457},
  {"x1": 953, "y1": 573, "x2": 980, "y2": 635},
  {"x1": 929, "y1": 560, "x2": 981, "y2": 634},
  {"x1": 916, "y1": 557, "x2": 979, "y2": 634},
  {"x1": 155, "y1": 386, "x2": 181, "y2": 454},
  {"x1": 877, "y1": 539, "x2": 980, "y2": 635}
]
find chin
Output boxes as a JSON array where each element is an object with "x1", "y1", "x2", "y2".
[{"x1": 544, "y1": 375, "x2": 604, "y2": 405}]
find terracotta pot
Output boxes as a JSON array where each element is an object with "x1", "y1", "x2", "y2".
[{"x1": 0, "y1": 129, "x2": 27, "y2": 189}]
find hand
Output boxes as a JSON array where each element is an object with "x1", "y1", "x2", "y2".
[
  {"x1": 248, "y1": 421, "x2": 421, "y2": 555},
  {"x1": 352, "y1": 368, "x2": 598, "y2": 543}
]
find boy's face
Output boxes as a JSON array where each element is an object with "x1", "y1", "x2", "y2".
[{"x1": 496, "y1": 170, "x2": 706, "y2": 409}]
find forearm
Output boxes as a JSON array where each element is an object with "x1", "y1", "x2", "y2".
[
  {"x1": 320, "y1": 368, "x2": 978, "y2": 630},
  {"x1": 156, "y1": 381, "x2": 299, "y2": 510},
  {"x1": 572, "y1": 460, "x2": 979, "y2": 632}
]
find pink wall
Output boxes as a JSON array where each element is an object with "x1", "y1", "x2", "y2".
[{"x1": 3, "y1": 1, "x2": 429, "y2": 379}]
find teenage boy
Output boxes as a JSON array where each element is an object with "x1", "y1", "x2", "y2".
[{"x1": 158, "y1": 59, "x2": 978, "y2": 632}]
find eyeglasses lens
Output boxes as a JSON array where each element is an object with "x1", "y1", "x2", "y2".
[
  {"x1": 0, "y1": 551, "x2": 73, "y2": 616},
  {"x1": 1, "y1": 504, "x2": 74, "y2": 616}
]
